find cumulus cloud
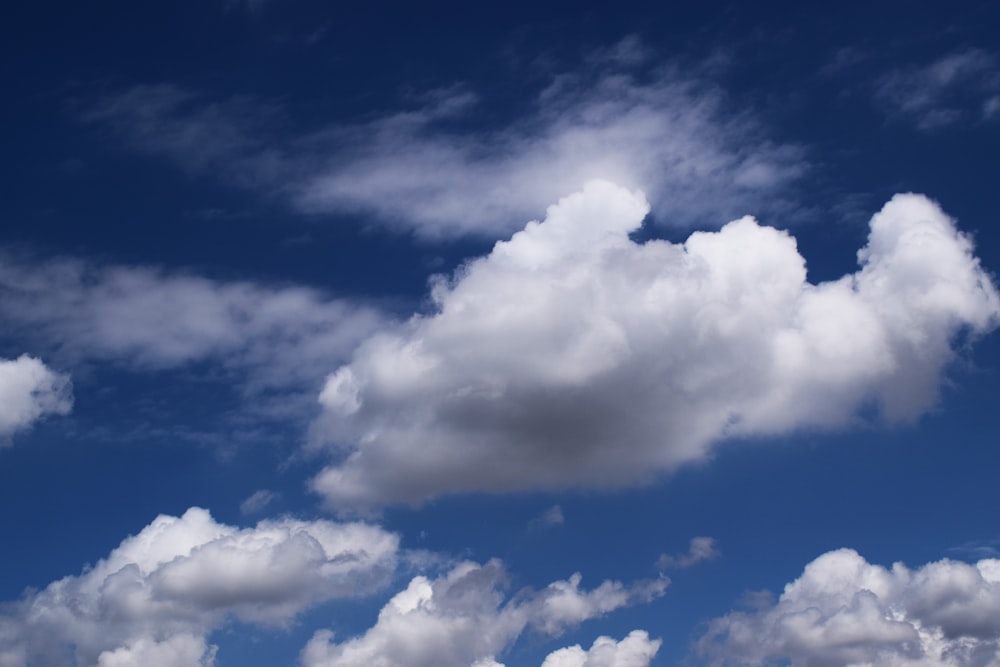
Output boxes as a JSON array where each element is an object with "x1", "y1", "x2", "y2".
[
  {"x1": 0, "y1": 252, "x2": 385, "y2": 424},
  {"x1": 0, "y1": 507, "x2": 398, "y2": 666},
  {"x1": 698, "y1": 548, "x2": 1000, "y2": 667},
  {"x1": 300, "y1": 559, "x2": 667, "y2": 667},
  {"x1": 540, "y1": 630, "x2": 662, "y2": 667},
  {"x1": 310, "y1": 181, "x2": 999, "y2": 512},
  {"x1": 85, "y1": 41, "x2": 804, "y2": 238},
  {"x1": 657, "y1": 537, "x2": 719, "y2": 570},
  {"x1": 876, "y1": 49, "x2": 1000, "y2": 129},
  {"x1": 0, "y1": 354, "x2": 72, "y2": 443}
]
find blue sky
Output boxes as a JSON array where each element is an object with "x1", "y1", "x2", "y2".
[{"x1": 2, "y1": 1, "x2": 1000, "y2": 665}]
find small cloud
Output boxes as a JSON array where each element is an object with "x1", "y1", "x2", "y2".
[
  {"x1": 657, "y1": 536, "x2": 719, "y2": 570},
  {"x1": 948, "y1": 538, "x2": 1000, "y2": 559},
  {"x1": 528, "y1": 505, "x2": 565, "y2": 530},
  {"x1": 240, "y1": 489, "x2": 279, "y2": 515}
]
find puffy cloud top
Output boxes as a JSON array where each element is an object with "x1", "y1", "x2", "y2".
[
  {"x1": 301, "y1": 559, "x2": 667, "y2": 667},
  {"x1": 311, "y1": 181, "x2": 999, "y2": 512},
  {"x1": 1, "y1": 508, "x2": 398, "y2": 666},
  {"x1": 699, "y1": 548, "x2": 1000, "y2": 666}
]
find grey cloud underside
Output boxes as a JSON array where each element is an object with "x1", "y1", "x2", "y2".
[
  {"x1": 311, "y1": 181, "x2": 999, "y2": 512},
  {"x1": 699, "y1": 549, "x2": 1000, "y2": 667},
  {"x1": 84, "y1": 47, "x2": 805, "y2": 238}
]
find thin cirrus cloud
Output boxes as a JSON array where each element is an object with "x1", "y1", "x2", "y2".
[
  {"x1": 0, "y1": 354, "x2": 72, "y2": 443},
  {"x1": 698, "y1": 548, "x2": 1000, "y2": 666},
  {"x1": 0, "y1": 507, "x2": 399, "y2": 667},
  {"x1": 300, "y1": 558, "x2": 667, "y2": 667},
  {"x1": 875, "y1": 48, "x2": 1000, "y2": 130},
  {"x1": 310, "y1": 180, "x2": 999, "y2": 513},
  {"x1": 83, "y1": 42, "x2": 806, "y2": 239},
  {"x1": 0, "y1": 252, "x2": 386, "y2": 423}
]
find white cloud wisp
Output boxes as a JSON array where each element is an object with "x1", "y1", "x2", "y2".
[
  {"x1": 312, "y1": 181, "x2": 999, "y2": 512},
  {"x1": 698, "y1": 548, "x2": 1000, "y2": 666}
]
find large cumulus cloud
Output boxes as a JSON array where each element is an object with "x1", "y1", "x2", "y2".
[
  {"x1": 698, "y1": 549, "x2": 1000, "y2": 666},
  {"x1": 0, "y1": 508, "x2": 398, "y2": 666},
  {"x1": 301, "y1": 559, "x2": 666, "y2": 667},
  {"x1": 311, "y1": 180, "x2": 998, "y2": 512}
]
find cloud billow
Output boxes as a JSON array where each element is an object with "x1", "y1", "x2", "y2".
[
  {"x1": 311, "y1": 180, "x2": 999, "y2": 513},
  {"x1": 0, "y1": 354, "x2": 72, "y2": 443},
  {"x1": 698, "y1": 548, "x2": 1000, "y2": 666}
]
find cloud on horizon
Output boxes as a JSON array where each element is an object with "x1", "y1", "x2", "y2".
[
  {"x1": 698, "y1": 548, "x2": 1000, "y2": 666},
  {"x1": 310, "y1": 181, "x2": 999, "y2": 512}
]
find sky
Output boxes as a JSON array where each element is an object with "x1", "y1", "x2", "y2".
[{"x1": 2, "y1": 1, "x2": 1000, "y2": 666}]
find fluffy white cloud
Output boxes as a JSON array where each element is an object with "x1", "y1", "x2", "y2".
[
  {"x1": 876, "y1": 49, "x2": 1000, "y2": 129},
  {"x1": 0, "y1": 354, "x2": 72, "y2": 443},
  {"x1": 300, "y1": 560, "x2": 667, "y2": 667},
  {"x1": 96, "y1": 635, "x2": 216, "y2": 667},
  {"x1": 85, "y1": 41, "x2": 804, "y2": 238},
  {"x1": 698, "y1": 548, "x2": 1000, "y2": 667},
  {"x1": 540, "y1": 630, "x2": 661, "y2": 667},
  {"x1": 0, "y1": 508, "x2": 398, "y2": 666},
  {"x1": 310, "y1": 181, "x2": 999, "y2": 512}
]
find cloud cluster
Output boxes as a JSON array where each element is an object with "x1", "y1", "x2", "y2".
[
  {"x1": 0, "y1": 253, "x2": 384, "y2": 421},
  {"x1": 85, "y1": 42, "x2": 804, "y2": 238},
  {"x1": 311, "y1": 181, "x2": 999, "y2": 512},
  {"x1": 0, "y1": 354, "x2": 72, "y2": 443},
  {"x1": 0, "y1": 507, "x2": 398, "y2": 666},
  {"x1": 301, "y1": 559, "x2": 667, "y2": 667},
  {"x1": 698, "y1": 548, "x2": 1000, "y2": 666},
  {"x1": 876, "y1": 49, "x2": 1000, "y2": 129}
]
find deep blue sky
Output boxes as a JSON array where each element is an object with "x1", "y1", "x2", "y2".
[{"x1": 2, "y1": 2, "x2": 999, "y2": 666}]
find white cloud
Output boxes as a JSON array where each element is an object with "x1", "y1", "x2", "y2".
[
  {"x1": 310, "y1": 181, "x2": 999, "y2": 512},
  {"x1": 540, "y1": 630, "x2": 662, "y2": 667},
  {"x1": 0, "y1": 508, "x2": 398, "y2": 666},
  {"x1": 301, "y1": 559, "x2": 667, "y2": 667},
  {"x1": 875, "y1": 49, "x2": 1000, "y2": 129},
  {"x1": 239, "y1": 489, "x2": 280, "y2": 515},
  {"x1": 96, "y1": 635, "x2": 216, "y2": 667},
  {"x1": 0, "y1": 252, "x2": 385, "y2": 424},
  {"x1": 85, "y1": 41, "x2": 804, "y2": 239},
  {"x1": 657, "y1": 537, "x2": 719, "y2": 570},
  {"x1": 0, "y1": 354, "x2": 72, "y2": 443},
  {"x1": 698, "y1": 548, "x2": 1000, "y2": 667},
  {"x1": 295, "y1": 59, "x2": 805, "y2": 238}
]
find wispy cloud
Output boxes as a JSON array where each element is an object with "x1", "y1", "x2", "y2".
[
  {"x1": 82, "y1": 40, "x2": 806, "y2": 239},
  {"x1": 657, "y1": 536, "x2": 719, "y2": 571},
  {"x1": 875, "y1": 48, "x2": 1000, "y2": 130},
  {"x1": 0, "y1": 251, "x2": 386, "y2": 431}
]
